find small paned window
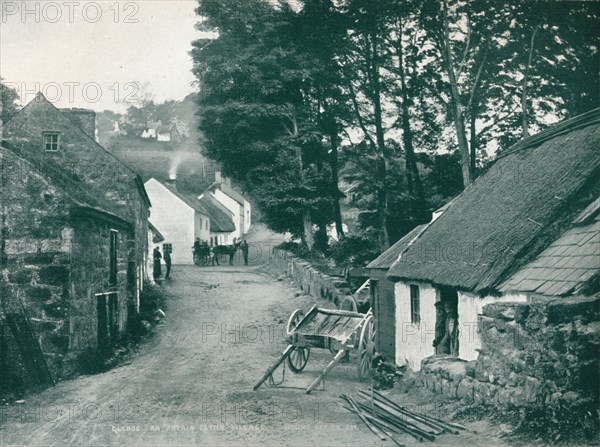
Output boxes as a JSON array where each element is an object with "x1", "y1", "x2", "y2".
[
  {"x1": 43, "y1": 132, "x2": 60, "y2": 152},
  {"x1": 410, "y1": 285, "x2": 420, "y2": 324}
]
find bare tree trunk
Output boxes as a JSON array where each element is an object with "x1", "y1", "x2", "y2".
[
  {"x1": 302, "y1": 210, "x2": 314, "y2": 250},
  {"x1": 371, "y1": 36, "x2": 390, "y2": 249},
  {"x1": 396, "y1": 27, "x2": 426, "y2": 221},
  {"x1": 441, "y1": 0, "x2": 472, "y2": 187},
  {"x1": 522, "y1": 25, "x2": 539, "y2": 138},
  {"x1": 329, "y1": 127, "x2": 345, "y2": 240},
  {"x1": 469, "y1": 106, "x2": 477, "y2": 179}
]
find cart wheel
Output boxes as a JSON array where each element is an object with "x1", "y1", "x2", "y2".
[
  {"x1": 286, "y1": 309, "x2": 304, "y2": 335},
  {"x1": 339, "y1": 296, "x2": 358, "y2": 312},
  {"x1": 286, "y1": 309, "x2": 310, "y2": 373},
  {"x1": 357, "y1": 315, "x2": 376, "y2": 381},
  {"x1": 287, "y1": 346, "x2": 310, "y2": 373}
]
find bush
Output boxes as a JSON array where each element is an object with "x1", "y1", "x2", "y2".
[
  {"x1": 328, "y1": 235, "x2": 380, "y2": 267},
  {"x1": 139, "y1": 280, "x2": 166, "y2": 319},
  {"x1": 512, "y1": 397, "x2": 599, "y2": 444}
]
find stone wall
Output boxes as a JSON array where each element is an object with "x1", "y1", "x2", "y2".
[
  {"x1": 419, "y1": 295, "x2": 600, "y2": 410},
  {"x1": 0, "y1": 147, "x2": 132, "y2": 390},
  {"x1": 2, "y1": 93, "x2": 150, "y2": 301},
  {"x1": 270, "y1": 249, "x2": 349, "y2": 305}
]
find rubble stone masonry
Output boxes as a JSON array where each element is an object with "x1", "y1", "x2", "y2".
[{"x1": 419, "y1": 295, "x2": 599, "y2": 410}]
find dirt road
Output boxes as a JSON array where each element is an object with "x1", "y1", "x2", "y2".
[{"x1": 0, "y1": 229, "x2": 508, "y2": 447}]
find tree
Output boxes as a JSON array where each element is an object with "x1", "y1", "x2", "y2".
[
  {"x1": 0, "y1": 81, "x2": 20, "y2": 123},
  {"x1": 192, "y1": 0, "x2": 338, "y2": 249}
]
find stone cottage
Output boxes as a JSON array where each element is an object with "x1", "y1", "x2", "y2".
[
  {"x1": 1, "y1": 93, "x2": 151, "y2": 309},
  {"x1": 386, "y1": 108, "x2": 600, "y2": 371},
  {"x1": 0, "y1": 143, "x2": 135, "y2": 391},
  {"x1": 0, "y1": 93, "x2": 152, "y2": 390}
]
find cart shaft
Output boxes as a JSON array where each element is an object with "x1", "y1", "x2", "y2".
[
  {"x1": 253, "y1": 344, "x2": 295, "y2": 391},
  {"x1": 306, "y1": 349, "x2": 347, "y2": 394}
]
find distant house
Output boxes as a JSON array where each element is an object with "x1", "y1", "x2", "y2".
[
  {"x1": 386, "y1": 108, "x2": 600, "y2": 371},
  {"x1": 144, "y1": 178, "x2": 236, "y2": 264},
  {"x1": 141, "y1": 121, "x2": 162, "y2": 139},
  {"x1": 0, "y1": 92, "x2": 151, "y2": 387},
  {"x1": 157, "y1": 124, "x2": 183, "y2": 143},
  {"x1": 141, "y1": 121, "x2": 183, "y2": 143},
  {"x1": 203, "y1": 172, "x2": 252, "y2": 239}
]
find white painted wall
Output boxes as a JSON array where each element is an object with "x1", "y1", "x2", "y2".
[
  {"x1": 145, "y1": 178, "x2": 208, "y2": 264},
  {"x1": 457, "y1": 291, "x2": 528, "y2": 361},
  {"x1": 194, "y1": 212, "x2": 211, "y2": 243},
  {"x1": 393, "y1": 279, "x2": 530, "y2": 370},
  {"x1": 243, "y1": 199, "x2": 251, "y2": 233},
  {"x1": 157, "y1": 132, "x2": 171, "y2": 142},
  {"x1": 211, "y1": 189, "x2": 242, "y2": 240},
  {"x1": 394, "y1": 281, "x2": 438, "y2": 371}
]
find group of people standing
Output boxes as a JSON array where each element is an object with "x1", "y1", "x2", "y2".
[
  {"x1": 152, "y1": 237, "x2": 251, "y2": 281},
  {"x1": 153, "y1": 246, "x2": 171, "y2": 280},
  {"x1": 192, "y1": 237, "x2": 250, "y2": 266}
]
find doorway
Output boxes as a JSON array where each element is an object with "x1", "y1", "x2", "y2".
[{"x1": 433, "y1": 287, "x2": 459, "y2": 356}]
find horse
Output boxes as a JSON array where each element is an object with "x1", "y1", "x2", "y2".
[{"x1": 215, "y1": 241, "x2": 241, "y2": 265}]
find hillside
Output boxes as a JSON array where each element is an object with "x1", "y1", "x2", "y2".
[{"x1": 104, "y1": 136, "x2": 218, "y2": 195}]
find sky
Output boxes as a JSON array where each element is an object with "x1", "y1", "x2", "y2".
[{"x1": 0, "y1": 0, "x2": 205, "y2": 112}]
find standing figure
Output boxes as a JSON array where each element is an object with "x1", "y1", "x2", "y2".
[
  {"x1": 228, "y1": 242, "x2": 236, "y2": 266},
  {"x1": 240, "y1": 240, "x2": 249, "y2": 266},
  {"x1": 210, "y1": 245, "x2": 219, "y2": 266},
  {"x1": 164, "y1": 249, "x2": 172, "y2": 279},
  {"x1": 153, "y1": 247, "x2": 162, "y2": 279}
]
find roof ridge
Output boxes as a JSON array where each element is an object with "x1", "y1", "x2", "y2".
[{"x1": 497, "y1": 108, "x2": 600, "y2": 161}]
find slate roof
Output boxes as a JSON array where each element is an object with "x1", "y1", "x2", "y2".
[
  {"x1": 158, "y1": 181, "x2": 235, "y2": 233},
  {"x1": 499, "y1": 211, "x2": 599, "y2": 296},
  {"x1": 198, "y1": 194, "x2": 236, "y2": 232},
  {"x1": 206, "y1": 181, "x2": 247, "y2": 206},
  {"x1": 387, "y1": 108, "x2": 600, "y2": 294},
  {"x1": 367, "y1": 224, "x2": 428, "y2": 270},
  {"x1": 160, "y1": 181, "x2": 210, "y2": 215}
]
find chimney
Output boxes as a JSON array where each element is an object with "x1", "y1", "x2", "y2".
[
  {"x1": 225, "y1": 177, "x2": 231, "y2": 187},
  {"x1": 165, "y1": 177, "x2": 177, "y2": 191},
  {"x1": 215, "y1": 171, "x2": 222, "y2": 183},
  {"x1": 61, "y1": 108, "x2": 97, "y2": 140}
]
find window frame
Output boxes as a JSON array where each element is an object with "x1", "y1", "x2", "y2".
[
  {"x1": 109, "y1": 230, "x2": 118, "y2": 286},
  {"x1": 410, "y1": 284, "x2": 421, "y2": 324},
  {"x1": 43, "y1": 132, "x2": 60, "y2": 152}
]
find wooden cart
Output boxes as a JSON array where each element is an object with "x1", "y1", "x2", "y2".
[{"x1": 253, "y1": 306, "x2": 376, "y2": 394}]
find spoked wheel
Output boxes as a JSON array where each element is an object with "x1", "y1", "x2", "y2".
[
  {"x1": 357, "y1": 314, "x2": 376, "y2": 381},
  {"x1": 286, "y1": 309, "x2": 310, "y2": 373},
  {"x1": 339, "y1": 295, "x2": 358, "y2": 312}
]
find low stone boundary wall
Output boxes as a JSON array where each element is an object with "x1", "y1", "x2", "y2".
[
  {"x1": 419, "y1": 295, "x2": 600, "y2": 410},
  {"x1": 270, "y1": 249, "x2": 349, "y2": 305}
]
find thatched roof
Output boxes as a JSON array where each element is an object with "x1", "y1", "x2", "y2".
[
  {"x1": 388, "y1": 108, "x2": 600, "y2": 294},
  {"x1": 198, "y1": 194, "x2": 236, "y2": 233},
  {"x1": 0, "y1": 143, "x2": 133, "y2": 230},
  {"x1": 367, "y1": 224, "x2": 428, "y2": 270}
]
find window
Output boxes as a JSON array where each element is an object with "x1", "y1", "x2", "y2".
[
  {"x1": 410, "y1": 285, "x2": 420, "y2": 324},
  {"x1": 43, "y1": 132, "x2": 60, "y2": 152},
  {"x1": 205, "y1": 220, "x2": 209, "y2": 230},
  {"x1": 163, "y1": 243, "x2": 172, "y2": 254},
  {"x1": 109, "y1": 230, "x2": 118, "y2": 285}
]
